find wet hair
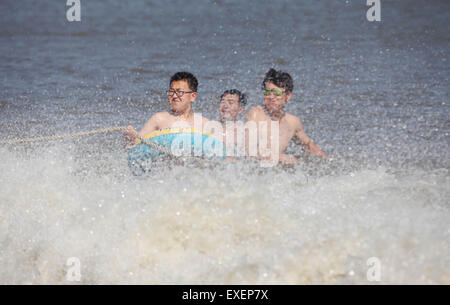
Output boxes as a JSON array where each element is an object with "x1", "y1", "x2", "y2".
[
  {"x1": 170, "y1": 72, "x2": 198, "y2": 92},
  {"x1": 220, "y1": 89, "x2": 247, "y2": 107},
  {"x1": 261, "y1": 68, "x2": 293, "y2": 93}
]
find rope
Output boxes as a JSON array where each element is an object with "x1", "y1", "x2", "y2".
[
  {"x1": 0, "y1": 126, "x2": 220, "y2": 164},
  {"x1": 135, "y1": 135, "x2": 173, "y2": 156},
  {"x1": 0, "y1": 126, "x2": 128, "y2": 145}
]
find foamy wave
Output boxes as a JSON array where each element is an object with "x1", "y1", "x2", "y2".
[{"x1": 0, "y1": 146, "x2": 449, "y2": 284}]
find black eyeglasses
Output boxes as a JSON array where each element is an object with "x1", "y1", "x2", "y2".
[{"x1": 166, "y1": 90, "x2": 194, "y2": 97}]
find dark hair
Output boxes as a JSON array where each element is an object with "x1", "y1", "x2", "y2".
[
  {"x1": 220, "y1": 89, "x2": 247, "y2": 107},
  {"x1": 261, "y1": 68, "x2": 293, "y2": 93},
  {"x1": 170, "y1": 72, "x2": 198, "y2": 92}
]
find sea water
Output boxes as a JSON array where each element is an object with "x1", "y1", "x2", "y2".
[{"x1": 0, "y1": 0, "x2": 449, "y2": 284}]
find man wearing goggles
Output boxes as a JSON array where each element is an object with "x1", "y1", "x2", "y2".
[{"x1": 245, "y1": 68, "x2": 326, "y2": 164}]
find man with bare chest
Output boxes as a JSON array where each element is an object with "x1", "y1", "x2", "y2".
[
  {"x1": 124, "y1": 72, "x2": 210, "y2": 144},
  {"x1": 217, "y1": 89, "x2": 247, "y2": 158},
  {"x1": 246, "y1": 69, "x2": 325, "y2": 164}
]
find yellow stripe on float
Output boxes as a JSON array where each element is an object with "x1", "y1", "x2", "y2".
[{"x1": 134, "y1": 128, "x2": 213, "y2": 145}]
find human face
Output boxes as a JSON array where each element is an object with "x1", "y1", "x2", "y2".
[
  {"x1": 168, "y1": 80, "x2": 197, "y2": 114},
  {"x1": 219, "y1": 94, "x2": 242, "y2": 122},
  {"x1": 263, "y1": 82, "x2": 291, "y2": 113}
]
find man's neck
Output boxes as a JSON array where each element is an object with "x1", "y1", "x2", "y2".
[
  {"x1": 220, "y1": 118, "x2": 238, "y2": 125},
  {"x1": 263, "y1": 105, "x2": 285, "y2": 121},
  {"x1": 170, "y1": 109, "x2": 194, "y2": 120}
]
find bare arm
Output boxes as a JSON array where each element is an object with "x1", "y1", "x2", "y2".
[
  {"x1": 138, "y1": 113, "x2": 162, "y2": 137},
  {"x1": 124, "y1": 113, "x2": 163, "y2": 144},
  {"x1": 244, "y1": 107, "x2": 259, "y2": 123},
  {"x1": 279, "y1": 153, "x2": 299, "y2": 165},
  {"x1": 294, "y1": 119, "x2": 326, "y2": 158}
]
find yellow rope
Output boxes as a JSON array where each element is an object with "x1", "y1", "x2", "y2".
[
  {"x1": 0, "y1": 126, "x2": 128, "y2": 145},
  {"x1": 0, "y1": 126, "x2": 219, "y2": 163},
  {"x1": 136, "y1": 135, "x2": 173, "y2": 156}
]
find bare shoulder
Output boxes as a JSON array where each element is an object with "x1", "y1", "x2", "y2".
[
  {"x1": 202, "y1": 116, "x2": 214, "y2": 129},
  {"x1": 250, "y1": 105, "x2": 264, "y2": 114},
  {"x1": 199, "y1": 114, "x2": 210, "y2": 124},
  {"x1": 138, "y1": 112, "x2": 169, "y2": 136},
  {"x1": 191, "y1": 112, "x2": 211, "y2": 126},
  {"x1": 147, "y1": 111, "x2": 170, "y2": 122},
  {"x1": 142, "y1": 111, "x2": 171, "y2": 128},
  {"x1": 285, "y1": 112, "x2": 303, "y2": 130},
  {"x1": 246, "y1": 106, "x2": 264, "y2": 120}
]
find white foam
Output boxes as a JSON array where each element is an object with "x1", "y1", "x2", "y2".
[{"x1": 0, "y1": 146, "x2": 449, "y2": 284}]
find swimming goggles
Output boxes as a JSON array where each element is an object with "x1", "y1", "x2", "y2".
[{"x1": 263, "y1": 88, "x2": 285, "y2": 97}]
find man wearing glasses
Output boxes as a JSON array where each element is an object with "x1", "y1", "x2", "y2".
[
  {"x1": 124, "y1": 71, "x2": 210, "y2": 143},
  {"x1": 245, "y1": 68, "x2": 326, "y2": 164}
]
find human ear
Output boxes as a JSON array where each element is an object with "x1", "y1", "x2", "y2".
[{"x1": 286, "y1": 92, "x2": 292, "y2": 102}]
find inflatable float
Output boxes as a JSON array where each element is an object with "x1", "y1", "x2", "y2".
[{"x1": 128, "y1": 128, "x2": 225, "y2": 175}]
